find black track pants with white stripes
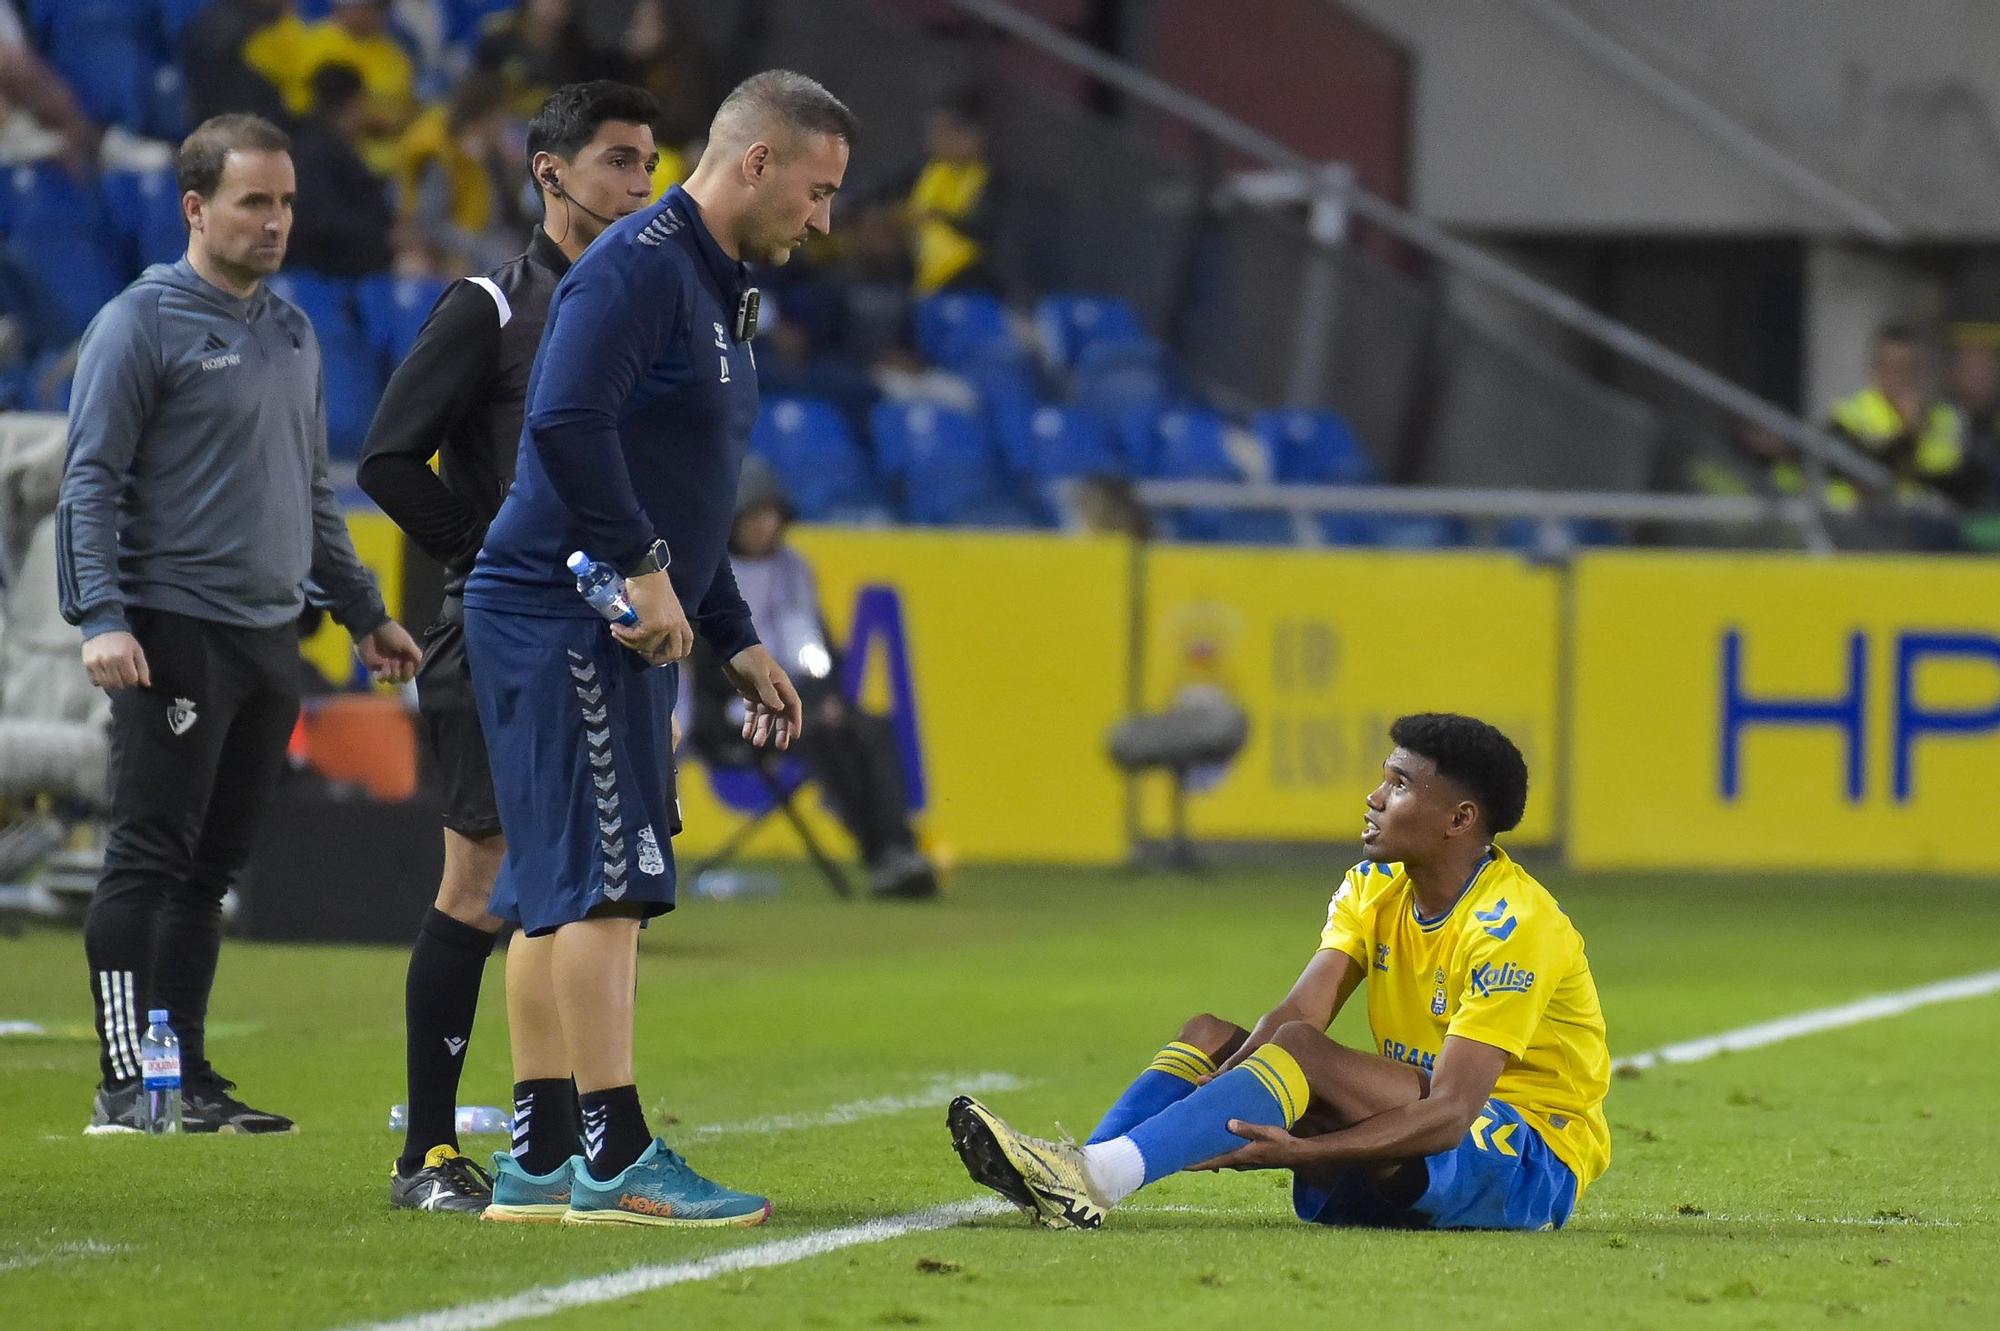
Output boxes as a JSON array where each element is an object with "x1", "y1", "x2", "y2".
[{"x1": 86, "y1": 608, "x2": 299, "y2": 1086}]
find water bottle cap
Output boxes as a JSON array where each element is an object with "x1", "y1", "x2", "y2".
[
  {"x1": 566, "y1": 551, "x2": 591, "y2": 574},
  {"x1": 148, "y1": 1009, "x2": 169, "y2": 1023}
]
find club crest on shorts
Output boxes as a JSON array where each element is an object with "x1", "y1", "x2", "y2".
[
  {"x1": 637, "y1": 826, "x2": 665, "y2": 876},
  {"x1": 167, "y1": 696, "x2": 198, "y2": 736}
]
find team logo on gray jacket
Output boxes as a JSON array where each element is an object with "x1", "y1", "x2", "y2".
[{"x1": 167, "y1": 696, "x2": 198, "y2": 736}]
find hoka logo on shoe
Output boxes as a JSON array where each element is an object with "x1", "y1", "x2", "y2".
[{"x1": 617, "y1": 1193, "x2": 675, "y2": 1217}]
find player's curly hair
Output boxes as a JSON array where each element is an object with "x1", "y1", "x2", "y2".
[{"x1": 1388, "y1": 713, "x2": 1529, "y2": 836}]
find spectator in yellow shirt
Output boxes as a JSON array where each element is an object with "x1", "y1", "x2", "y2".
[
  {"x1": 395, "y1": 72, "x2": 513, "y2": 271},
  {"x1": 245, "y1": 0, "x2": 415, "y2": 168},
  {"x1": 906, "y1": 90, "x2": 1000, "y2": 294}
]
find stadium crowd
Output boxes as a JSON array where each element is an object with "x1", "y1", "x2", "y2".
[{"x1": 4, "y1": 1, "x2": 2000, "y2": 550}]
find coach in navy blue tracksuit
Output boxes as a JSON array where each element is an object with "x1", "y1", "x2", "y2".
[{"x1": 463, "y1": 71, "x2": 856, "y2": 1227}]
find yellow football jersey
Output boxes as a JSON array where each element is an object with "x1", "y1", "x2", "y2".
[{"x1": 1317, "y1": 845, "x2": 1611, "y2": 1190}]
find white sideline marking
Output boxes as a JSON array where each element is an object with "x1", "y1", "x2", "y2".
[
  {"x1": 360, "y1": 968, "x2": 2000, "y2": 1330},
  {"x1": 0, "y1": 1240, "x2": 127, "y2": 1274},
  {"x1": 683, "y1": 1071, "x2": 1027, "y2": 1141},
  {"x1": 1612, "y1": 968, "x2": 2000, "y2": 1073},
  {"x1": 340, "y1": 1200, "x2": 1007, "y2": 1331}
]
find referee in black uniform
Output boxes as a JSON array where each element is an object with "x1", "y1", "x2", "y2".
[{"x1": 357, "y1": 81, "x2": 663, "y2": 1212}]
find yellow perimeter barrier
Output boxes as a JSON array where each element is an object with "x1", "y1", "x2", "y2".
[
  {"x1": 329, "y1": 507, "x2": 2000, "y2": 871},
  {"x1": 1570, "y1": 552, "x2": 2000, "y2": 871},
  {"x1": 1136, "y1": 546, "x2": 1561, "y2": 847}
]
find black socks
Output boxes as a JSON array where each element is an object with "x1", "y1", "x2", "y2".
[
  {"x1": 398, "y1": 908, "x2": 497, "y2": 1172},
  {"x1": 580, "y1": 1084, "x2": 651, "y2": 1181}
]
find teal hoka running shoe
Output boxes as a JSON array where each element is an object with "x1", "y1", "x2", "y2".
[
  {"x1": 563, "y1": 1139, "x2": 772, "y2": 1228},
  {"x1": 481, "y1": 1152, "x2": 577, "y2": 1224}
]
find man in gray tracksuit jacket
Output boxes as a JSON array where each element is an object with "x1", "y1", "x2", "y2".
[{"x1": 55, "y1": 113, "x2": 422, "y2": 1135}]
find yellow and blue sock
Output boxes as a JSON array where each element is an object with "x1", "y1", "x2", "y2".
[
  {"x1": 1085, "y1": 1040, "x2": 1216, "y2": 1144},
  {"x1": 1119, "y1": 1043, "x2": 1309, "y2": 1191}
]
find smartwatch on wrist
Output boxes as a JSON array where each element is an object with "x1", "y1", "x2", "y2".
[{"x1": 622, "y1": 538, "x2": 671, "y2": 579}]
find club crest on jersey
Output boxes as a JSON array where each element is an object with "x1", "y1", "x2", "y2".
[
  {"x1": 1468, "y1": 960, "x2": 1535, "y2": 998},
  {"x1": 637, "y1": 826, "x2": 665, "y2": 876},
  {"x1": 167, "y1": 696, "x2": 198, "y2": 736},
  {"x1": 1431, "y1": 968, "x2": 1448, "y2": 1016}
]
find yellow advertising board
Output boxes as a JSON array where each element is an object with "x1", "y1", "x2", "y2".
[
  {"x1": 300, "y1": 510, "x2": 405, "y2": 688},
  {"x1": 1569, "y1": 552, "x2": 2000, "y2": 870},
  {"x1": 671, "y1": 527, "x2": 1133, "y2": 865},
  {"x1": 1136, "y1": 547, "x2": 1562, "y2": 846}
]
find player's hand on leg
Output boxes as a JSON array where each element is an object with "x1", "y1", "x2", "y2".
[
  {"x1": 82, "y1": 631, "x2": 151, "y2": 690},
  {"x1": 613, "y1": 570, "x2": 693, "y2": 664},
  {"x1": 358, "y1": 620, "x2": 424, "y2": 683},
  {"x1": 724, "y1": 644, "x2": 804, "y2": 750},
  {"x1": 1190, "y1": 1120, "x2": 1316, "y2": 1172}
]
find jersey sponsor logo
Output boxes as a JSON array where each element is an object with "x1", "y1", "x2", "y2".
[
  {"x1": 1382, "y1": 1038, "x2": 1436, "y2": 1074},
  {"x1": 167, "y1": 696, "x2": 198, "y2": 736},
  {"x1": 1468, "y1": 960, "x2": 1536, "y2": 997},
  {"x1": 199, "y1": 352, "x2": 242, "y2": 372},
  {"x1": 713, "y1": 321, "x2": 728, "y2": 349},
  {"x1": 637, "y1": 826, "x2": 665, "y2": 876}
]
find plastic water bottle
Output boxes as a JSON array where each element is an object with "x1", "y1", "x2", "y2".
[
  {"x1": 568, "y1": 551, "x2": 639, "y2": 626},
  {"x1": 387, "y1": 1104, "x2": 513, "y2": 1135},
  {"x1": 692, "y1": 868, "x2": 781, "y2": 900},
  {"x1": 141, "y1": 1010, "x2": 182, "y2": 1135}
]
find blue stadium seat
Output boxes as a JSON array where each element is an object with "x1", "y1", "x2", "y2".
[
  {"x1": 103, "y1": 166, "x2": 187, "y2": 272},
  {"x1": 913, "y1": 289, "x2": 1014, "y2": 370},
  {"x1": 962, "y1": 353, "x2": 1042, "y2": 476},
  {"x1": 1321, "y1": 514, "x2": 1466, "y2": 549},
  {"x1": 39, "y1": 1, "x2": 162, "y2": 132},
  {"x1": 1013, "y1": 405, "x2": 1118, "y2": 481},
  {"x1": 1069, "y1": 340, "x2": 1174, "y2": 431},
  {"x1": 1255, "y1": 407, "x2": 1377, "y2": 484},
  {"x1": 1495, "y1": 517, "x2": 1624, "y2": 553},
  {"x1": 357, "y1": 273, "x2": 448, "y2": 365},
  {"x1": 443, "y1": 0, "x2": 517, "y2": 44},
  {"x1": 1130, "y1": 408, "x2": 1294, "y2": 543},
  {"x1": 870, "y1": 400, "x2": 1015, "y2": 526},
  {"x1": 160, "y1": 0, "x2": 217, "y2": 40},
  {"x1": 1, "y1": 163, "x2": 123, "y2": 342},
  {"x1": 268, "y1": 271, "x2": 383, "y2": 458},
  {"x1": 1035, "y1": 292, "x2": 1147, "y2": 369},
  {"x1": 750, "y1": 396, "x2": 883, "y2": 520}
]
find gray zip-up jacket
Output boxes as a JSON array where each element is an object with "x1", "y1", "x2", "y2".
[{"x1": 56, "y1": 258, "x2": 387, "y2": 641}]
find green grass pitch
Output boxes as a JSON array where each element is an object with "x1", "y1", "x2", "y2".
[{"x1": 3, "y1": 864, "x2": 1997, "y2": 1328}]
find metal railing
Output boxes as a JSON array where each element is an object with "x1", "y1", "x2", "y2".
[
  {"x1": 1496, "y1": 0, "x2": 1907, "y2": 243},
  {"x1": 1127, "y1": 479, "x2": 1822, "y2": 550},
  {"x1": 940, "y1": 0, "x2": 1929, "y2": 526}
]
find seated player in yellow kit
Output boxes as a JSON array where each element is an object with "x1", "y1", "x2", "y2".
[{"x1": 949, "y1": 713, "x2": 1610, "y2": 1230}]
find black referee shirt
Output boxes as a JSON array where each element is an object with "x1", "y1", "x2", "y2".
[{"x1": 357, "y1": 229, "x2": 571, "y2": 596}]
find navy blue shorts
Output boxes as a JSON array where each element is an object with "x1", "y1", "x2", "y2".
[
  {"x1": 1293, "y1": 1098, "x2": 1578, "y2": 1231},
  {"x1": 463, "y1": 606, "x2": 678, "y2": 936}
]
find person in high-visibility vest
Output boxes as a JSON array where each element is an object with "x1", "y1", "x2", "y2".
[{"x1": 1826, "y1": 323, "x2": 1968, "y2": 503}]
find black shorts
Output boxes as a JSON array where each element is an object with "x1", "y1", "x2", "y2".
[{"x1": 415, "y1": 596, "x2": 502, "y2": 838}]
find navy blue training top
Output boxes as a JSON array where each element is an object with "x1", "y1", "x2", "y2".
[{"x1": 466, "y1": 186, "x2": 761, "y2": 659}]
